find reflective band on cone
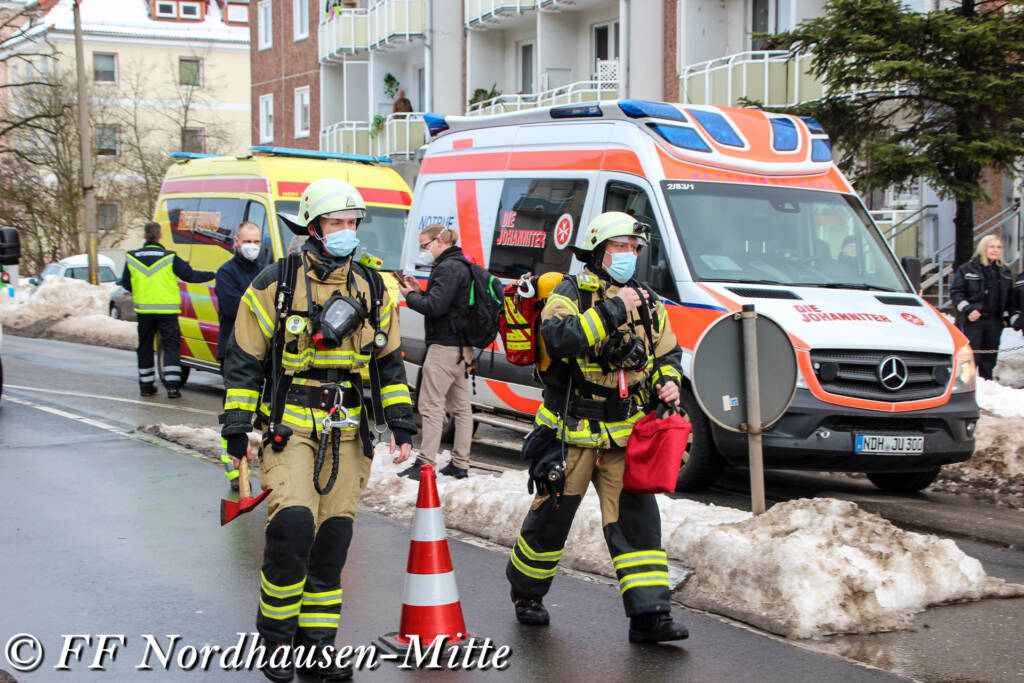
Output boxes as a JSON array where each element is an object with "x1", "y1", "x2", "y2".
[{"x1": 397, "y1": 464, "x2": 467, "y2": 645}]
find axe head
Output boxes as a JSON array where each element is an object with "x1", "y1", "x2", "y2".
[{"x1": 220, "y1": 489, "x2": 272, "y2": 526}]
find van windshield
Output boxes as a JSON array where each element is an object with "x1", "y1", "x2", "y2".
[
  {"x1": 274, "y1": 201, "x2": 406, "y2": 271},
  {"x1": 661, "y1": 181, "x2": 908, "y2": 292}
]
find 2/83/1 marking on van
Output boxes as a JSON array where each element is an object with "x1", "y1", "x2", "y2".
[{"x1": 855, "y1": 434, "x2": 925, "y2": 455}]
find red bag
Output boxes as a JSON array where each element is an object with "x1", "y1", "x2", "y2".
[
  {"x1": 499, "y1": 279, "x2": 540, "y2": 365},
  {"x1": 623, "y1": 410, "x2": 692, "y2": 494}
]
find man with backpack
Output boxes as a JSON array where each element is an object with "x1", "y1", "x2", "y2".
[
  {"x1": 397, "y1": 224, "x2": 477, "y2": 480},
  {"x1": 505, "y1": 211, "x2": 689, "y2": 644}
]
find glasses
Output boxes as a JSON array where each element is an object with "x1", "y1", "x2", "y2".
[{"x1": 419, "y1": 237, "x2": 434, "y2": 249}]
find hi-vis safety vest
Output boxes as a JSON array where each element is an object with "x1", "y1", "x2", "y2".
[{"x1": 126, "y1": 250, "x2": 181, "y2": 314}]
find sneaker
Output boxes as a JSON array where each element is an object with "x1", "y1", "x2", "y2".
[
  {"x1": 511, "y1": 587, "x2": 549, "y2": 626},
  {"x1": 398, "y1": 460, "x2": 425, "y2": 480},
  {"x1": 139, "y1": 385, "x2": 157, "y2": 397},
  {"x1": 439, "y1": 462, "x2": 468, "y2": 479},
  {"x1": 628, "y1": 612, "x2": 689, "y2": 643},
  {"x1": 166, "y1": 386, "x2": 182, "y2": 399},
  {"x1": 258, "y1": 639, "x2": 294, "y2": 682}
]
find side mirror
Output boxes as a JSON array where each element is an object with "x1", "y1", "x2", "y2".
[
  {"x1": 0, "y1": 226, "x2": 20, "y2": 265},
  {"x1": 901, "y1": 256, "x2": 922, "y2": 293}
]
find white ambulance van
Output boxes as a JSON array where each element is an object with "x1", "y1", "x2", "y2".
[{"x1": 400, "y1": 101, "x2": 979, "y2": 493}]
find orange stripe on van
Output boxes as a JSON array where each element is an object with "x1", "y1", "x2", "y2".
[
  {"x1": 160, "y1": 177, "x2": 271, "y2": 195},
  {"x1": 455, "y1": 180, "x2": 485, "y2": 264},
  {"x1": 276, "y1": 180, "x2": 411, "y2": 206},
  {"x1": 485, "y1": 379, "x2": 542, "y2": 414},
  {"x1": 928, "y1": 301, "x2": 970, "y2": 349},
  {"x1": 420, "y1": 149, "x2": 645, "y2": 177},
  {"x1": 656, "y1": 148, "x2": 853, "y2": 193}
]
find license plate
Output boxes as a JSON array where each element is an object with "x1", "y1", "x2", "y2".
[{"x1": 855, "y1": 434, "x2": 924, "y2": 454}]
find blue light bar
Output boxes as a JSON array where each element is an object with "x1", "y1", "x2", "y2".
[
  {"x1": 550, "y1": 104, "x2": 603, "y2": 119},
  {"x1": 249, "y1": 146, "x2": 391, "y2": 164},
  {"x1": 811, "y1": 139, "x2": 832, "y2": 161},
  {"x1": 687, "y1": 109, "x2": 744, "y2": 147},
  {"x1": 169, "y1": 152, "x2": 219, "y2": 160},
  {"x1": 423, "y1": 113, "x2": 449, "y2": 137},
  {"x1": 618, "y1": 100, "x2": 687, "y2": 122},
  {"x1": 801, "y1": 117, "x2": 825, "y2": 134},
  {"x1": 648, "y1": 124, "x2": 711, "y2": 153},
  {"x1": 770, "y1": 118, "x2": 798, "y2": 151}
]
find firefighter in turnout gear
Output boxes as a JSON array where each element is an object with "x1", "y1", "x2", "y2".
[
  {"x1": 220, "y1": 178, "x2": 415, "y2": 682},
  {"x1": 121, "y1": 221, "x2": 214, "y2": 398},
  {"x1": 506, "y1": 211, "x2": 689, "y2": 644}
]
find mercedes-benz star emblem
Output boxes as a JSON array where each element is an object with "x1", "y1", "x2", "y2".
[{"x1": 877, "y1": 356, "x2": 908, "y2": 391}]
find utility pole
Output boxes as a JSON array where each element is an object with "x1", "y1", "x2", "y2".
[{"x1": 73, "y1": 0, "x2": 98, "y2": 285}]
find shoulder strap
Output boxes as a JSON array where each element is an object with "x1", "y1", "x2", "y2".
[
  {"x1": 268, "y1": 254, "x2": 300, "y2": 432},
  {"x1": 350, "y1": 261, "x2": 387, "y2": 436}
]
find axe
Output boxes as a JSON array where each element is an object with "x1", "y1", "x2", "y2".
[{"x1": 220, "y1": 451, "x2": 271, "y2": 525}]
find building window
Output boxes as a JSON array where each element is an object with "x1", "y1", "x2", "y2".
[
  {"x1": 752, "y1": 0, "x2": 791, "y2": 49},
  {"x1": 293, "y1": 0, "x2": 309, "y2": 40},
  {"x1": 258, "y1": 0, "x2": 273, "y2": 50},
  {"x1": 182, "y1": 127, "x2": 205, "y2": 153},
  {"x1": 518, "y1": 41, "x2": 534, "y2": 95},
  {"x1": 155, "y1": 1, "x2": 176, "y2": 18},
  {"x1": 97, "y1": 202, "x2": 119, "y2": 233},
  {"x1": 294, "y1": 86, "x2": 310, "y2": 138},
  {"x1": 592, "y1": 21, "x2": 620, "y2": 77},
  {"x1": 96, "y1": 125, "x2": 120, "y2": 156},
  {"x1": 180, "y1": 1, "x2": 201, "y2": 18},
  {"x1": 179, "y1": 58, "x2": 202, "y2": 86},
  {"x1": 226, "y1": 2, "x2": 248, "y2": 23},
  {"x1": 93, "y1": 53, "x2": 117, "y2": 83},
  {"x1": 259, "y1": 93, "x2": 274, "y2": 143}
]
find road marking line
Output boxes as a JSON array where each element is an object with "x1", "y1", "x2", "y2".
[
  {"x1": 5, "y1": 396, "x2": 123, "y2": 434},
  {"x1": 5, "y1": 384, "x2": 218, "y2": 415}
]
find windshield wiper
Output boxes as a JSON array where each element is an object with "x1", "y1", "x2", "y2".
[{"x1": 797, "y1": 282, "x2": 897, "y2": 291}]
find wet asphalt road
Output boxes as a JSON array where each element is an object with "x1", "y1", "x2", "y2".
[{"x1": 1, "y1": 335, "x2": 1023, "y2": 681}]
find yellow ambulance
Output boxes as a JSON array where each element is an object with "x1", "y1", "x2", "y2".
[{"x1": 153, "y1": 146, "x2": 410, "y2": 383}]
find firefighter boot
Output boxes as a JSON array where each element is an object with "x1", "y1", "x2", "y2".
[
  {"x1": 511, "y1": 587, "x2": 549, "y2": 626},
  {"x1": 294, "y1": 639, "x2": 352, "y2": 682},
  {"x1": 259, "y1": 639, "x2": 294, "y2": 682},
  {"x1": 628, "y1": 612, "x2": 689, "y2": 644}
]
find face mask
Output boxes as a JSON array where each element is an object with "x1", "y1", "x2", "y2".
[
  {"x1": 324, "y1": 229, "x2": 359, "y2": 257},
  {"x1": 606, "y1": 251, "x2": 637, "y2": 284},
  {"x1": 418, "y1": 249, "x2": 435, "y2": 265},
  {"x1": 239, "y1": 243, "x2": 261, "y2": 261}
]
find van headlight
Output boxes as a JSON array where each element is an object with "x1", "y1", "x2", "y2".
[
  {"x1": 795, "y1": 364, "x2": 809, "y2": 389},
  {"x1": 952, "y1": 345, "x2": 976, "y2": 393}
]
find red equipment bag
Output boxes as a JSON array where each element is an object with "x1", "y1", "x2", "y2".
[
  {"x1": 623, "y1": 408, "x2": 692, "y2": 494},
  {"x1": 499, "y1": 279, "x2": 540, "y2": 365}
]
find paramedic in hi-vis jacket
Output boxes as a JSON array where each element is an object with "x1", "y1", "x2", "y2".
[
  {"x1": 506, "y1": 211, "x2": 689, "y2": 644},
  {"x1": 220, "y1": 178, "x2": 415, "y2": 682}
]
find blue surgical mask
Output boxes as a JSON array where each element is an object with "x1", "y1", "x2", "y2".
[
  {"x1": 324, "y1": 229, "x2": 359, "y2": 257},
  {"x1": 606, "y1": 251, "x2": 637, "y2": 284}
]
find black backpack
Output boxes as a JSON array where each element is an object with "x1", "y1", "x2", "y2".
[{"x1": 454, "y1": 258, "x2": 503, "y2": 349}]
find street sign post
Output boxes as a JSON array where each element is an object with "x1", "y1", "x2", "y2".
[{"x1": 691, "y1": 305, "x2": 797, "y2": 514}]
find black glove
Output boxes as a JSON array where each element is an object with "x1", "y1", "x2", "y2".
[
  {"x1": 528, "y1": 453, "x2": 565, "y2": 498},
  {"x1": 521, "y1": 426, "x2": 565, "y2": 498},
  {"x1": 1011, "y1": 313, "x2": 1023, "y2": 332},
  {"x1": 225, "y1": 433, "x2": 248, "y2": 459}
]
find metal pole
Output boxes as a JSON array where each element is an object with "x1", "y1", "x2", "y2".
[
  {"x1": 73, "y1": 0, "x2": 98, "y2": 285},
  {"x1": 741, "y1": 304, "x2": 766, "y2": 515}
]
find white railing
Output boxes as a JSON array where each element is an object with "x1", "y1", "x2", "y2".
[
  {"x1": 320, "y1": 0, "x2": 426, "y2": 61},
  {"x1": 320, "y1": 113, "x2": 428, "y2": 159},
  {"x1": 680, "y1": 51, "x2": 822, "y2": 108},
  {"x1": 466, "y1": 79, "x2": 618, "y2": 116},
  {"x1": 464, "y1": 0, "x2": 537, "y2": 29}
]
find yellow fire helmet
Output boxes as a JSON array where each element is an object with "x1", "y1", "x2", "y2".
[
  {"x1": 576, "y1": 211, "x2": 650, "y2": 253},
  {"x1": 298, "y1": 177, "x2": 367, "y2": 227}
]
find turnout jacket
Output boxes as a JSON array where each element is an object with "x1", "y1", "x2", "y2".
[
  {"x1": 404, "y1": 245, "x2": 472, "y2": 347},
  {"x1": 535, "y1": 268, "x2": 684, "y2": 449},
  {"x1": 121, "y1": 240, "x2": 215, "y2": 314},
  {"x1": 950, "y1": 256, "x2": 1012, "y2": 325},
  {"x1": 220, "y1": 243, "x2": 416, "y2": 451}
]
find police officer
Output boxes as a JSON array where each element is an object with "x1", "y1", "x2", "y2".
[
  {"x1": 506, "y1": 211, "x2": 689, "y2": 644},
  {"x1": 950, "y1": 235, "x2": 1013, "y2": 379},
  {"x1": 220, "y1": 178, "x2": 416, "y2": 682},
  {"x1": 121, "y1": 220, "x2": 214, "y2": 398}
]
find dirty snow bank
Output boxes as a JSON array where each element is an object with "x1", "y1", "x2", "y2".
[
  {"x1": 993, "y1": 328, "x2": 1024, "y2": 388},
  {"x1": 0, "y1": 277, "x2": 136, "y2": 350},
  {"x1": 139, "y1": 423, "x2": 260, "y2": 461}
]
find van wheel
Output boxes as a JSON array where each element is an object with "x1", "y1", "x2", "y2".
[
  {"x1": 866, "y1": 469, "x2": 940, "y2": 493},
  {"x1": 156, "y1": 339, "x2": 191, "y2": 387},
  {"x1": 109, "y1": 303, "x2": 121, "y2": 320},
  {"x1": 675, "y1": 386, "x2": 723, "y2": 492}
]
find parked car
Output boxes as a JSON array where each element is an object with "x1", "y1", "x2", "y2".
[
  {"x1": 31, "y1": 253, "x2": 119, "y2": 286},
  {"x1": 109, "y1": 285, "x2": 136, "y2": 321},
  {"x1": 1, "y1": 226, "x2": 22, "y2": 400}
]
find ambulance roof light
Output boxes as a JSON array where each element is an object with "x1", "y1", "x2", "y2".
[
  {"x1": 550, "y1": 104, "x2": 603, "y2": 119},
  {"x1": 770, "y1": 118, "x2": 798, "y2": 151},
  {"x1": 802, "y1": 117, "x2": 826, "y2": 134},
  {"x1": 647, "y1": 123, "x2": 711, "y2": 153},
  {"x1": 811, "y1": 139, "x2": 833, "y2": 162},
  {"x1": 249, "y1": 146, "x2": 392, "y2": 164},
  {"x1": 424, "y1": 113, "x2": 449, "y2": 137},
  {"x1": 169, "y1": 152, "x2": 218, "y2": 160},
  {"x1": 618, "y1": 100, "x2": 687, "y2": 122},
  {"x1": 687, "y1": 109, "x2": 744, "y2": 147}
]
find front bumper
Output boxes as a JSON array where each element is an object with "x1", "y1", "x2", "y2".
[{"x1": 711, "y1": 388, "x2": 979, "y2": 473}]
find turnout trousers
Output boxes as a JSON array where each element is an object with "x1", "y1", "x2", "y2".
[
  {"x1": 136, "y1": 313, "x2": 181, "y2": 389},
  {"x1": 506, "y1": 446, "x2": 671, "y2": 617},
  {"x1": 255, "y1": 432, "x2": 371, "y2": 645}
]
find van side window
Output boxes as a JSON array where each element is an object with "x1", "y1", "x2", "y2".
[
  {"x1": 245, "y1": 201, "x2": 273, "y2": 264},
  {"x1": 603, "y1": 181, "x2": 675, "y2": 299},
  {"x1": 166, "y1": 197, "x2": 247, "y2": 251},
  {"x1": 166, "y1": 198, "x2": 202, "y2": 244},
  {"x1": 488, "y1": 178, "x2": 587, "y2": 279}
]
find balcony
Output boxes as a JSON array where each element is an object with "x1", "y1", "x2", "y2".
[
  {"x1": 320, "y1": 113, "x2": 428, "y2": 159},
  {"x1": 464, "y1": 0, "x2": 536, "y2": 29},
  {"x1": 680, "y1": 51, "x2": 822, "y2": 108},
  {"x1": 466, "y1": 78, "x2": 617, "y2": 116},
  {"x1": 320, "y1": 0, "x2": 426, "y2": 62}
]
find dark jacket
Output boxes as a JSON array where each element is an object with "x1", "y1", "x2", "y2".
[
  {"x1": 949, "y1": 256, "x2": 1012, "y2": 327},
  {"x1": 214, "y1": 252, "x2": 263, "y2": 360},
  {"x1": 1009, "y1": 271, "x2": 1024, "y2": 331},
  {"x1": 120, "y1": 240, "x2": 215, "y2": 295},
  {"x1": 404, "y1": 246, "x2": 472, "y2": 347}
]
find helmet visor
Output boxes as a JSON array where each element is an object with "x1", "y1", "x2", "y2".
[{"x1": 321, "y1": 209, "x2": 366, "y2": 221}]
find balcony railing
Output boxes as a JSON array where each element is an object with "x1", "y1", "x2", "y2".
[
  {"x1": 320, "y1": 113, "x2": 428, "y2": 159},
  {"x1": 467, "y1": 79, "x2": 618, "y2": 116},
  {"x1": 681, "y1": 51, "x2": 822, "y2": 108},
  {"x1": 464, "y1": 0, "x2": 537, "y2": 29},
  {"x1": 320, "y1": 0, "x2": 426, "y2": 62}
]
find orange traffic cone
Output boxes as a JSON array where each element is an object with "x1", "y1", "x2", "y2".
[{"x1": 397, "y1": 464, "x2": 467, "y2": 645}]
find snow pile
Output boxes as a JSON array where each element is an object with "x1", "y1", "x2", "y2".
[
  {"x1": 993, "y1": 328, "x2": 1024, "y2": 388},
  {"x1": 975, "y1": 377, "x2": 1024, "y2": 418},
  {"x1": 933, "y1": 414, "x2": 1024, "y2": 506},
  {"x1": 139, "y1": 423, "x2": 260, "y2": 462},
  {"x1": 0, "y1": 277, "x2": 137, "y2": 350}
]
